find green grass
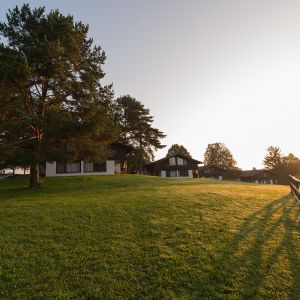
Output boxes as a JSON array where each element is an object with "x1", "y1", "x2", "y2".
[{"x1": 0, "y1": 175, "x2": 299, "y2": 299}]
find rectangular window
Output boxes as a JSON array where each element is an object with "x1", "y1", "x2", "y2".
[
  {"x1": 179, "y1": 169, "x2": 188, "y2": 177},
  {"x1": 93, "y1": 162, "x2": 107, "y2": 172},
  {"x1": 177, "y1": 158, "x2": 187, "y2": 165},
  {"x1": 66, "y1": 162, "x2": 81, "y2": 173},
  {"x1": 56, "y1": 161, "x2": 81, "y2": 173},
  {"x1": 84, "y1": 162, "x2": 93, "y2": 173},
  {"x1": 177, "y1": 157, "x2": 183, "y2": 165},
  {"x1": 169, "y1": 171, "x2": 177, "y2": 177},
  {"x1": 56, "y1": 162, "x2": 66, "y2": 173},
  {"x1": 169, "y1": 157, "x2": 176, "y2": 166},
  {"x1": 83, "y1": 161, "x2": 107, "y2": 172}
]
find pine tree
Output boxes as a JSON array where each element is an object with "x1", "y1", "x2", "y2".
[
  {"x1": 263, "y1": 146, "x2": 300, "y2": 184},
  {"x1": 114, "y1": 95, "x2": 166, "y2": 173},
  {"x1": 0, "y1": 5, "x2": 117, "y2": 188}
]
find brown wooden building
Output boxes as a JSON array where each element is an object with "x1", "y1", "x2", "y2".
[
  {"x1": 200, "y1": 166, "x2": 275, "y2": 184},
  {"x1": 199, "y1": 166, "x2": 228, "y2": 180},
  {"x1": 144, "y1": 155, "x2": 202, "y2": 178},
  {"x1": 233, "y1": 169, "x2": 275, "y2": 184}
]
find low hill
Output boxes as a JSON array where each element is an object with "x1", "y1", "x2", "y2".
[{"x1": 0, "y1": 176, "x2": 299, "y2": 299}]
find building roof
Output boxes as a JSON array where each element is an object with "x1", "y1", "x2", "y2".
[
  {"x1": 111, "y1": 142, "x2": 134, "y2": 152},
  {"x1": 235, "y1": 169, "x2": 272, "y2": 178},
  {"x1": 199, "y1": 165, "x2": 226, "y2": 171},
  {"x1": 145, "y1": 154, "x2": 202, "y2": 166}
]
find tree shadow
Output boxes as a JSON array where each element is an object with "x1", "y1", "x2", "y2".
[{"x1": 203, "y1": 195, "x2": 300, "y2": 299}]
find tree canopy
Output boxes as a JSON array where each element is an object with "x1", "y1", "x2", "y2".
[
  {"x1": 204, "y1": 143, "x2": 237, "y2": 170},
  {"x1": 0, "y1": 4, "x2": 117, "y2": 187},
  {"x1": 166, "y1": 144, "x2": 191, "y2": 158},
  {"x1": 264, "y1": 146, "x2": 282, "y2": 170},
  {"x1": 114, "y1": 95, "x2": 166, "y2": 173},
  {"x1": 263, "y1": 146, "x2": 300, "y2": 184}
]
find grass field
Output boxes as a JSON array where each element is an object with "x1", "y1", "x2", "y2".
[{"x1": 0, "y1": 175, "x2": 299, "y2": 299}]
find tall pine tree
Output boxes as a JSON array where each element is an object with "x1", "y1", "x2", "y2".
[
  {"x1": 0, "y1": 5, "x2": 117, "y2": 188},
  {"x1": 114, "y1": 95, "x2": 166, "y2": 173}
]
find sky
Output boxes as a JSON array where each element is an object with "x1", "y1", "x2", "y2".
[{"x1": 1, "y1": 0, "x2": 300, "y2": 169}]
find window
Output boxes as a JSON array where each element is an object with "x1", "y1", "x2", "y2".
[
  {"x1": 84, "y1": 162, "x2": 93, "y2": 173},
  {"x1": 169, "y1": 157, "x2": 176, "y2": 166},
  {"x1": 56, "y1": 161, "x2": 81, "y2": 173},
  {"x1": 66, "y1": 162, "x2": 81, "y2": 173},
  {"x1": 56, "y1": 162, "x2": 66, "y2": 173},
  {"x1": 169, "y1": 171, "x2": 177, "y2": 177},
  {"x1": 177, "y1": 158, "x2": 187, "y2": 165},
  {"x1": 93, "y1": 162, "x2": 107, "y2": 172},
  {"x1": 83, "y1": 162, "x2": 107, "y2": 173},
  {"x1": 179, "y1": 169, "x2": 188, "y2": 177}
]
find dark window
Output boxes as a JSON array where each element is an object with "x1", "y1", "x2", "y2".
[
  {"x1": 93, "y1": 162, "x2": 107, "y2": 172},
  {"x1": 83, "y1": 162, "x2": 93, "y2": 173},
  {"x1": 179, "y1": 169, "x2": 189, "y2": 177},
  {"x1": 56, "y1": 161, "x2": 81, "y2": 173},
  {"x1": 56, "y1": 162, "x2": 66, "y2": 173}
]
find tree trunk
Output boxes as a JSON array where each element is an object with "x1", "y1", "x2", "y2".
[
  {"x1": 29, "y1": 163, "x2": 40, "y2": 189},
  {"x1": 139, "y1": 148, "x2": 143, "y2": 174}
]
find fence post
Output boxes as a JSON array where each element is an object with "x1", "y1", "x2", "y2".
[{"x1": 289, "y1": 175, "x2": 300, "y2": 208}]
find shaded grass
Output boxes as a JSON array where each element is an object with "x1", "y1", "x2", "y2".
[{"x1": 0, "y1": 175, "x2": 299, "y2": 299}]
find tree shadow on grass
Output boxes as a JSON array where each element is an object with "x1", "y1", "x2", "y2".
[{"x1": 202, "y1": 195, "x2": 300, "y2": 299}]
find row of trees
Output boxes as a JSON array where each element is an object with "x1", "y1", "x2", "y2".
[
  {"x1": 168, "y1": 143, "x2": 300, "y2": 184},
  {"x1": 0, "y1": 5, "x2": 166, "y2": 187},
  {"x1": 1, "y1": 5, "x2": 298, "y2": 187},
  {"x1": 264, "y1": 146, "x2": 300, "y2": 184},
  {"x1": 166, "y1": 143, "x2": 238, "y2": 171}
]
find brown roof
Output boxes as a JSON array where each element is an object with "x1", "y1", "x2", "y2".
[
  {"x1": 111, "y1": 142, "x2": 134, "y2": 152},
  {"x1": 235, "y1": 169, "x2": 271, "y2": 178},
  {"x1": 145, "y1": 154, "x2": 202, "y2": 166},
  {"x1": 199, "y1": 166, "x2": 226, "y2": 171}
]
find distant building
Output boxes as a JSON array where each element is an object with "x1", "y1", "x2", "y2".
[
  {"x1": 233, "y1": 169, "x2": 275, "y2": 184},
  {"x1": 199, "y1": 166, "x2": 275, "y2": 184},
  {"x1": 199, "y1": 166, "x2": 228, "y2": 180},
  {"x1": 144, "y1": 155, "x2": 202, "y2": 178},
  {"x1": 41, "y1": 143, "x2": 133, "y2": 177}
]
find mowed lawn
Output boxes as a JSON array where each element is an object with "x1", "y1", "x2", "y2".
[{"x1": 1, "y1": 176, "x2": 300, "y2": 299}]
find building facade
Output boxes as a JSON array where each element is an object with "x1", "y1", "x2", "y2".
[
  {"x1": 43, "y1": 143, "x2": 132, "y2": 177},
  {"x1": 144, "y1": 155, "x2": 202, "y2": 178},
  {"x1": 233, "y1": 169, "x2": 275, "y2": 184}
]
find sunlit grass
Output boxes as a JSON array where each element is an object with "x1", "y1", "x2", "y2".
[{"x1": 0, "y1": 175, "x2": 299, "y2": 299}]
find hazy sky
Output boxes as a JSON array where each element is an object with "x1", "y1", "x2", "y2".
[{"x1": 1, "y1": 0, "x2": 300, "y2": 169}]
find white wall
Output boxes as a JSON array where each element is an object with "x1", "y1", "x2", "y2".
[
  {"x1": 45, "y1": 160, "x2": 115, "y2": 177},
  {"x1": 161, "y1": 171, "x2": 166, "y2": 177},
  {"x1": 46, "y1": 162, "x2": 56, "y2": 177}
]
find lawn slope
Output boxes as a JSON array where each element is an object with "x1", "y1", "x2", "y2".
[{"x1": 0, "y1": 176, "x2": 299, "y2": 299}]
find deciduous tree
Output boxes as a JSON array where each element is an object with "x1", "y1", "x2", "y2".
[
  {"x1": 167, "y1": 144, "x2": 191, "y2": 158},
  {"x1": 204, "y1": 143, "x2": 237, "y2": 170}
]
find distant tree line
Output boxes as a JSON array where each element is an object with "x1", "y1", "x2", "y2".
[
  {"x1": 264, "y1": 146, "x2": 300, "y2": 184},
  {"x1": 166, "y1": 143, "x2": 300, "y2": 185},
  {"x1": 0, "y1": 4, "x2": 166, "y2": 187}
]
